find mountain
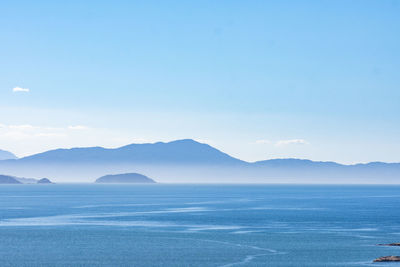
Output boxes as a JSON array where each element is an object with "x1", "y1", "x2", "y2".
[
  {"x1": 251, "y1": 158, "x2": 400, "y2": 183},
  {"x1": 0, "y1": 175, "x2": 21, "y2": 184},
  {"x1": 0, "y1": 139, "x2": 399, "y2": 183},
  {"x1": 0, "y1": 139, "x2": 248, "y2": 183},
  {"x1": 19, "y1": 139, "x2": 243, "y2": 165},
  {"x1": 0, "y1": 149, "x2": 17, "y2": 160},
  {"x1": 95, "y1": 173, "x2": 156, "y2": 183}
]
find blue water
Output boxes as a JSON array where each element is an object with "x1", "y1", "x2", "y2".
[{"x1": 0, "y1": 184, "x2": 400, "y2": 266}]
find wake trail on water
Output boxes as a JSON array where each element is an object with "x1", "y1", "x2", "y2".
[
  {"x1": 219, "y1": 253, "x2": 270, "y2": 267},
  {"x1": 164, "y1": 237, "x2": 285, "y2": 267}
]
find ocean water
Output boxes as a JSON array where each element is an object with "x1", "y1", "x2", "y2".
[{"x1": 0, "y1": 184, "x2": 400, "y2": 267}]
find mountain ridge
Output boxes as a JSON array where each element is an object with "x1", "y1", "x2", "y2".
[
  {"x1": 12, "y1": 140, "x2": 400, "y2": 166},
  {"x1": 18, "y1": 139, "x2": 245, "y2": 165},
  {"x1": 0, "y1": 139, "x2": 399, "y2": 183}
]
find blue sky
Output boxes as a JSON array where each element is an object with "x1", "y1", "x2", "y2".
[{"x1": 0, "y1": 0, "x2": 399, "y2": 163}]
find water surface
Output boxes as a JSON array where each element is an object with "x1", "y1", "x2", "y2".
[{"x1": 0, "y1": 184, "x2": 399, "y2": 266}]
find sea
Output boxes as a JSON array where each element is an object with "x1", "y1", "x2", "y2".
[{"x1": 0, "y1": 184, "x2": 399, "y2": 266}]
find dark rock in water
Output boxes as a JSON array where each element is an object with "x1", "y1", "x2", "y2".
[
  {"x1": 0, "y1": 175, "x2": 22, "y2": 184},
  {"x1": 378, "y1": 243, "x2": 400, "y2": 246},
  {"x1": 95, "y1": 173, "x2": 156, "y2": 183},
  {"x1": 37, "y1": 178, "x2": 53, "y2": 184},
  {"x1": 373, "y1": 256, "x2": 400, "y2": 262}
]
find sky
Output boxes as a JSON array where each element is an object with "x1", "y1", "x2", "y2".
[{"x1": 0, "y1": 0, "x2": 399, "y2": 163}]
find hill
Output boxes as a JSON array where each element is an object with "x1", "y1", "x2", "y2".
[
  {"x1": 37, "y1": 178, "x2": 53, "y2": 184},
  {"x1": 0, "y1": 175, "x2": 22, "y2": 184},
  {"x1": 0, "y1": 149, "x2": 17, "y2": 160}
]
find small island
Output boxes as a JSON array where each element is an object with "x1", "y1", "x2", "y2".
[
  {"x1": 373, "y1": 256, "x2": 400, "y2": 262},
  {"x1": 0, "y1": 174, "x2": 53, "y2": 184},
  {"x1": 95, "y1": 173, "x2": 156, "y2": 184},
  {"x1": 37, "y1": 178, "x2": 53, "y2": 184}
]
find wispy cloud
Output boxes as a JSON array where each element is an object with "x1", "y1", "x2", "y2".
[
  {"x1": 68, "y1": 125, "x2": 89, "y2": 130},
  {"x1": 9, "y1": 124, "x2": 35, "y2": 130},
  {"x1": 35, "y1": 133, "x2": 67, "y2": 138},
  {"x1": 275, "y1": 139, "x2": 309, "y2": 146},
  {"x1": 255, "y1": 139, "x2": 271, "y2": 144},
  {"x1": 12, "y1": 87, "x2": 30, "y2": 93},
  {"x1": 0, "y1": 124, "x2": 88, "y2": 140}
]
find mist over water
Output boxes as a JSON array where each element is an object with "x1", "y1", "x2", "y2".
[{"x1": 1, "y1": 184, "x2": 400, "y2": 266}]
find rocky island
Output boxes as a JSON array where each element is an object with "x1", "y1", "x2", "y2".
[
  {"x1": 95, "y1": 173, "x2": 156, "y2": 183},
  {"x1": 373, "y1": 256, "x2": 400, "y2": 262}
]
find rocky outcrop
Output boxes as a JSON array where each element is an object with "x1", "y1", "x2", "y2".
[
  {"x1": 377, "y1": 243, "x2": 400, "y2": 246},
  {"x1": 373, "y1": 256, "x2": 400, "y2": 262}
]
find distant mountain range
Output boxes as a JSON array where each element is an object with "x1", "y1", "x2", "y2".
[
  {"x1": 0, "y1": 149, "x2": 17, "y2": 160},
  {"x1": 0, "y1": 139, "x2": 399, "y2": 183}
]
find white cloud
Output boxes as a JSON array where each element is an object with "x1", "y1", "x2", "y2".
[
  {"x1": 255, "y1": 139, "x2": 271, "y2": 144},
  {"x1": 68, "y1": 125, "x2": 89, "y2": 130},
  {"x1": 35, "y1": 133, "x2": 67, "y2": 138},
  {"x1": 9, "y1": 124, "x2": 35, "y2": 130},
  {"x1": 12, "y1": 87, "x2": 30, "y2": 93},
  {"x1": 275, "y1": 139, "x2": 309, "y2": 146},
  {"x1": 0, "y1": 124, "x2": 86, "y2": 141},
  {"x1": 0, "y1": 131, "x2": 31, "y2": 140}
]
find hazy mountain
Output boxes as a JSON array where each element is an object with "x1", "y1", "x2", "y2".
[
  {"x1": 0, "y1": 139, "x2": 399, "y2": 183},
  {"x1": 251, "y1": 159, "x2": 400, "y2": 183},
  {"x1": 0, "y1": 149, "x2": 17, "y2": 160},
  {"x1": 0, "y1": 174, "x2": 21, "y2": 184},
  {"x1": 19, "y1": 139, "x2": 244, "y2": 165},
  {"x1": 0, "y1": 175, "x2": 54, "y2": 184},
  {"x1": 15, "y1": 177, "x2": 38, "y2": 184},
  {"x1": 95, "y1": 173, "x2": 156, "y2": 183}
]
